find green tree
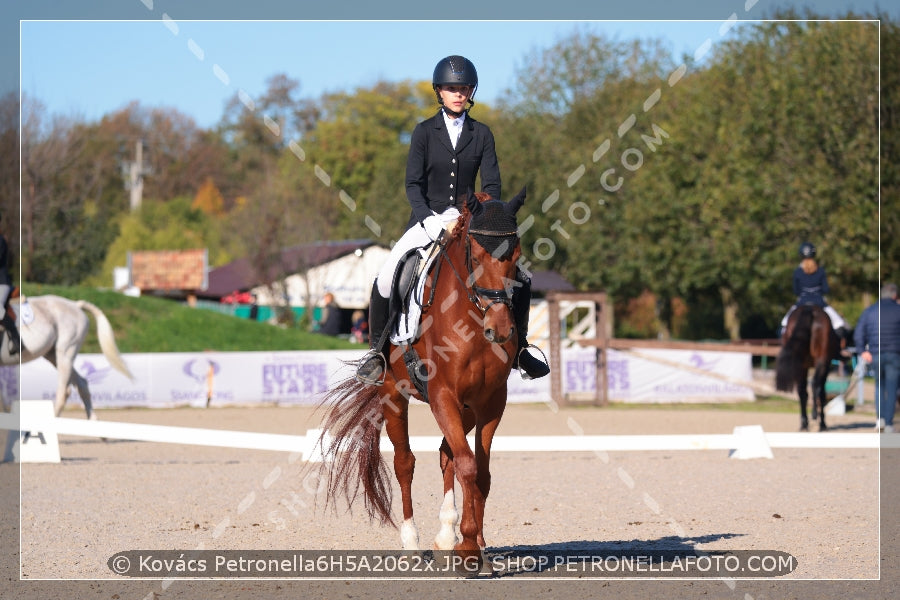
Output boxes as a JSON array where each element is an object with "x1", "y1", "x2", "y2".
[
  {"x1": 496, "y1": 27, "x2": 678, "y2": 308},
  {"x1": 0, "y1": 93, "x2": 19, "y2": 278},
  {"x1": 301, "y1": 80, "x2": 429, "y2": 240},
  {"x1": 20, "y1": 97, "x2": 119, "y2": 284},
  {"x1": 880, "y1": 15, "x2": 900, "y2": 285},
  {"x1": 663, "y1": 19, "x2": 879, "y2": 336}
]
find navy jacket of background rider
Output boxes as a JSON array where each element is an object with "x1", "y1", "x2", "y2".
[{"x1": 793, "y1": 266, "x2": 830, "y2": 307}]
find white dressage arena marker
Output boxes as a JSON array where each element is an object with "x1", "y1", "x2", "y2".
[
  {"x1": 728, "y1": 425, "x2": 774, "y2": 460},
  {"x1": 3, "y1": 400, "x2": 61, "y2": 463}
]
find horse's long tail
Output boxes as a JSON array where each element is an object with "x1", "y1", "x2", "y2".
[
  {"x1": 77, "y1": 300, "x2": 134, "y2": 381},
  {"x1": 317, "y1": 377, "x2": 394, "y2": 526},
  {"x1": 775, "y1": 307, "x2": 814, "y2": 392}
]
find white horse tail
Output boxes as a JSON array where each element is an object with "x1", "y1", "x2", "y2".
[{"x1": 76, "y1": 300, "x2": 134, "y2": 381}]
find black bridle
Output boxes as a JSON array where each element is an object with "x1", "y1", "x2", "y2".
[
  {"x1": 422, "y1": 222, "x2": 519, "y2": 320},
  {"x1": 461, "y1": 227, "x2": 518, "y2": 317}
]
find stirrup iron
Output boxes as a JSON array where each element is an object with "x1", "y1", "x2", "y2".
[
  {"x1": 356, "y1": 350, "x2": 387, "y2": 386},
  {"x1": 516, "y1": 343, "x2": 549, "y2": 380}
]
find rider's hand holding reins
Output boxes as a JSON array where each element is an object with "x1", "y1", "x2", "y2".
[{"x1": 422, "y1": 215, "x2": 444, "y2": 242}]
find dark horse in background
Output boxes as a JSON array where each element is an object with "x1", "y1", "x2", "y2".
[
  {"x1": 317, "y1": 191, "x2": 524, "y2": 560},
  {"x1": 775, "y1": 304, "x2": 843, "y2": 431}
]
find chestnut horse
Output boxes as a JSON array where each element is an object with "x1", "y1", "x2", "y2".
[
  {"x1": 318, "y1": 191, "x2": 524, "y2": 559},
  {"x1": 775, "y1": 304, "x2": 841, "y2": 431}
]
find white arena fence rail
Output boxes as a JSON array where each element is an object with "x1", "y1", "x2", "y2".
[{"x1": 2, "y1": 401, "x2": 893, "y2": 464}]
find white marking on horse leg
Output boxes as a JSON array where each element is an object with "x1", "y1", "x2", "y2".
[
  {"x1": 434, "y1": 489, "x2": 459, "y2": 550},
  {"x1": 400, "y1": 518, "x2": 420, "y2": 550}
]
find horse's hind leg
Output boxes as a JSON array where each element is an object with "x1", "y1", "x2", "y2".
[
  {"x1": 382, "y1": 392, "x2": 418, "y2": 549},
  {"x1": 798, "y1": 377, "x2": 810, "y2": 432},
  {"x1": 70, "y1": 370, "x2": 96, "y2": 421},
  {"x1": 811, "y1": 363, "x2": 829, "y2": 431},
  {"x1": 46, "y1": 352, "x2": 72, "y2": 418},
  {"x1": 435, "y1": 448, "x2": 459, "y2": 550}
]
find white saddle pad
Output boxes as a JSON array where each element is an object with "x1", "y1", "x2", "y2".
[{"x1": 391, "y1": 246, "x2": 441, "y2": 345}]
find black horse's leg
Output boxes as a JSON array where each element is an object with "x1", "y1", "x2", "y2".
[
  {"x1": 798, "y1": 375, "x2": 810, "y2": 432},
  {"x1": 811, "y1": 362, "x2": 829, "y2": 431}
]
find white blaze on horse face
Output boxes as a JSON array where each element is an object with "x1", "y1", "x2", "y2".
[
  {"x1": 400, "y1": 518, "x2": 420, "y2": 551},
  {"x1": 434, "y1": 489, "x2": 459, "y2": 551}
]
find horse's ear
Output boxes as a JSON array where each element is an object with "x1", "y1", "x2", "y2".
[
  {"x1": 504, "y1": 186, "x2": 526, "y2": 215},
  {"x1": 465, "y1": 188, "x2": 484, "y2": 217}
]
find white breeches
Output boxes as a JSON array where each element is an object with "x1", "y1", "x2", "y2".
[
  {"x1": 780, "y1": 304, "x2": 846, "y2": 330},
  {"x1": 375, "y1": 208, "x2": 460, "y2": 298}
]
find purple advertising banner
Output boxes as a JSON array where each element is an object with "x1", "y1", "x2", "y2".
[{"x1": 4, "y1": 347, "x2": 753, "y2": 409}]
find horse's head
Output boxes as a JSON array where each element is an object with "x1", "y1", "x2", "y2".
[{"x1": 459, "y1": 188, "x2": 524, "y2": 345}]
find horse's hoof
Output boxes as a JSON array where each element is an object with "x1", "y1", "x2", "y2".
[
  {"x1": 453, "y1": 542, "x2": 483, "y2": 559},
  {"x1": 450, "y1": 546, "x2": 484, "y2": 575}
]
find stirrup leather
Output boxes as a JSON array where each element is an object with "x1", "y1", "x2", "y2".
[{"x1": 356, "y1": 350, "x2": 387, "y2": 386}]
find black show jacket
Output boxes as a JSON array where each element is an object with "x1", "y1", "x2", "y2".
[{"x1": 404, "y1": 110, "x2": 501, "y2": 229}]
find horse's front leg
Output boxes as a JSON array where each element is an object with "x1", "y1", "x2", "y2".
[
  {"x1": 472, "y1": 396, "x2": 505, "y2": 550},
  {"x1": 382, "y1": 390, "x2": 419, "y2": 550},
  {"x1": 436, "y1": 441, "x2": 459, "y2": 550},
  {"x1": 430, "y1": 391, "x2": 480, "y2": 558},
  {"x1": 435, "y1": 406, "x2": 475, "y2": 551}
]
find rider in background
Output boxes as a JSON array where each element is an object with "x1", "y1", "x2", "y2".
[
  {"x1": 356, "y1": 55, "x2": 550, "y2": 385},
  {"x1": 779, "y1": 241, "x2": 849, "y2": 342},
  {"x1": 0, "y1": 212, "x2": 20, "y2": 355}
]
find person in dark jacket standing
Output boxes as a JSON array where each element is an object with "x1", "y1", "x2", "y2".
[
  {"x1": 356, "y1": 55, "x2": 549, "y2": 385},
  {"x1": 0, "y1": 213, "x2": 19, "y2": 355},
  {"x1": 316, "y1": 293, "x2": 342, "y2": 336},
  {"x1": 779, "y1": 242, "x2": 849, "y2": 340},
  {"x1": 855, "y1": 282, "x2": 900, "y2": 433}
]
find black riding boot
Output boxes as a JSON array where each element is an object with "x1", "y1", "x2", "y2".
[
  {"x1": 511, "y1": 273, "x2": 550, "y2": 380},
  {"x1": 835, "y1": 326, "x2": 852, "y2": 358},
  {"x1": 1, "y1": 311, "x2": 19, "y2": 356},
  {"x1": 356, "y1": 285, "x2": 391, "y2": 385}
]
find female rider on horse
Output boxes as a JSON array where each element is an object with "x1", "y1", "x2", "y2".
[
  {"x1": 356, "y1": 55, "x2": 550, "y2": 385},
  {"x1": 779, "y1": 241, "x2": 849, "y2": 341}
]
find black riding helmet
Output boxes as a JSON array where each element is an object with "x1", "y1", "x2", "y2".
[
  {"x1": 432, "y1": 55, "x2": 478, "y2": 108},
  {"x1": 799, "y1": 242, "x2": 816, "y2": 259}
]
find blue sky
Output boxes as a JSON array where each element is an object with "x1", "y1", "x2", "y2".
[
  {"x1": 21, "y1": 20, "x2": 747, "y2": 129},
  {"x1": 19, "y1": 4, "x2": 888, "y2": 130}
]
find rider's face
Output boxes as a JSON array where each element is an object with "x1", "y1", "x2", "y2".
[{"x1": 438, "y1": 85, "x2": 473, "y2": 112}]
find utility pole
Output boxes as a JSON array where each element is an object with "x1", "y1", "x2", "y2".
[{"x1": 123, "y1": 139, "x2": 151, "y2": 212}]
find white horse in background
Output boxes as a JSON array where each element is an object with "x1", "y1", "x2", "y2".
[{"x1": 1, "y1": 295, "x2": 133, "y2": 419}]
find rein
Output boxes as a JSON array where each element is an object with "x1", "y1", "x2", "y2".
[{"x1": 424, "y1": 221, "x2": 517, "y2": 317}]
